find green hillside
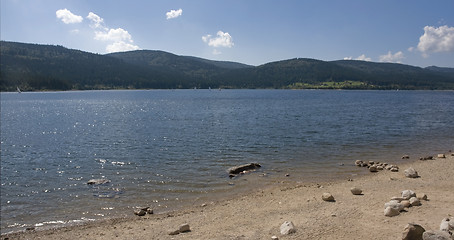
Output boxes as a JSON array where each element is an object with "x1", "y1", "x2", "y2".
[{"x1": 1, "y1": 41, "x2": 454, "y2": 91}]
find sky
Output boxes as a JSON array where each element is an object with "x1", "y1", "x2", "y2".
[{"x1": 1, "y1": 0, "x2": 454, "y2": 67}]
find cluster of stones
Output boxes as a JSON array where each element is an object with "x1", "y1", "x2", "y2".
[
  {"x1": 354, "y1": 160, "x2": 399, "y2": 172},
  {"x1": 384, "y1": 190, "x2": 427, "y2": 217},
  {"x1": 134, "y1": 207, "x2": 154, "y2": 216},
  {"x1": 420, "y1": 153, "x2": 451, "y2": 160},
  {"x1": 402, "y1": 217, "x2": 454, "y2": 240}
]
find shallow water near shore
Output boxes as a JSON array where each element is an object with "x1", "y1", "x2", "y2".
[{"x1": 1, "y1": 89, "x2": 453, "y2": 233}]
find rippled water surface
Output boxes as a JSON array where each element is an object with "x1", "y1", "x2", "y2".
[{"x1": 1, "y1": 89, "x2": 453, "y2": 233}]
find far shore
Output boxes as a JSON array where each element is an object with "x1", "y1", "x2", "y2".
[{"x1": 2, "y1": 150, "x2": 453, "y2": 240}]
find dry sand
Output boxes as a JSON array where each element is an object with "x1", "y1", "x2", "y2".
[{"x1": 3, "y1": 152, "x2": 453, "y2": 240}]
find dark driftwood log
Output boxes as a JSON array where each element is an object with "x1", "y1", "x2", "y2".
[{"x1": 228, "y1": 163, "x2": 261, "y2": 175}]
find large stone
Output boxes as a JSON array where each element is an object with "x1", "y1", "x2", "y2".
[
  {"x1": 369, "y1": 165, "x2": 378, "y2": 172},
  {"x1": 228, "y1": 163, "x2": 261, "y2": 175},
  {"x1": 409, "y1": 197, "x2": 421, "y2": 206},
  {"x1": 385, "y1": 201, "x2": 405, "y2": 212},
  {"x1": 322, "y1": 193, "x2": 335, "y2": 202},
  {"x1": 440, "y1": 217, "x2": 454, "y2": 232},
  {"x1": 178, "y1": 223, "x2": 190, "y2": 233},
  {"x1": 405, "y1": 167, "x2": 419, "y2": 178},
  {"x1": 418, "y1": 193, "x2": 428, "y2": 201},
  {"x1": 280, "y1": 221, "x2": 296, "y2": 235},
  {"x1": 437, "y1": 154, "x2": 446, "y2": 158},
  {"x1": 401, "y1": 200, "x2": 411, "y2": 208},
  {"x1": 384, "y1": 206, "x2": 400, "y2": 217},
  {"x1": 350, "y1": 187, "x2": 363, "y2": 195},
  {"x1": 402, "y1": 223, "x2": 426, "y2": 240},
  {"x1": 87, "y1": 179, "x2": 111, "y2": 185},
  {"x1": 402, "y1": 190, "x2": 417, "y2": 200},
  {"x1": 422, "y1": 230, "x2": 452, "y2": 240}
]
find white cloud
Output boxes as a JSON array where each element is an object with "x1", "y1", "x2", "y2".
[
  {"x1": 56, "y1": 8, "x2": 83, "y2": 24},
  {"x1": 87, "y1": 12, "x2": 105, "y2": 29},
  {"x1": 106, "y1": 41, "x2": 140, "y2": 53},
  {"x1": 417, "y1": 25, "x2": 454, "y2": 56},
  {"x1": 356, "y1": 54, "x2": 372, "y2": 61},
  {"x1": 166, "y1": 9, "x2": 183, "y2": 19},
  {"x1": 94, "y1": 28, "x2": 133, "y2": 42},
  {"x1": 202, "y1": 31, "x2": 234, "y2": 48},
  {"x1": 84, "y1": 12, "x2": 140, "y2": 53},
  {"x1": 379, "y1": 51, "x2": 404, "y2": 63},
  {"x1": 345, "y1": 54, "x2": 372, "y2": 61}
]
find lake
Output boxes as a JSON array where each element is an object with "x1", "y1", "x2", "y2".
[{"x1": 1, "y1": 89, "x2": 453, "y2": 233}]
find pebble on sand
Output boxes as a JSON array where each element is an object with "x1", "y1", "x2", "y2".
[
  {"x1": 404, "y1": 167, "x2": 419, "y2": 178},
  {"x1": 350, "y1": 187, "x2": 363, "y2": 195},
  {"x1": 322, "y1": 193, "x2": 335, "y2": 202},
  {"x1": 168, "y1": 223, "x2": 190, "y2": 235},
  {"x1": 280, "y1": 221, "x2": 296, "y2": 235},
  {"x1": 384, "y1": 206, "x2": 400, "y2": 217}
]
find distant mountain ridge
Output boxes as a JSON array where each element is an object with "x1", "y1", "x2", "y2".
[{"x1": 1, "y1": 41, "x2": 454, "y2": 91}]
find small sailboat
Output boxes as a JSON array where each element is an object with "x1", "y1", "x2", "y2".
[{"x1": 16, "y1": 87, "x2": 22, "y2": 93}]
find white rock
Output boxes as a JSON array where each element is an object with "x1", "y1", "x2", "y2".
[
  {"x1": 422, "y1": 230, "x2": 452, "y2": 240},
  {"x1": 402, "y1": 190, "x2": 417, "y2": 200},
  {"x1": 384, "y1": 206, "x2": 400, "y2": 217},
  {"x1": 404, "y1": 167, "x2": 419, "y2": 178},
  {"x1": 385, "y1": 201, "x2": 405, "y2": 212},
  {"x1": 280, "y1": 221, "x2": 296, "y2": 235},
  {"x1": 437, "y1": 154, "x2": 446, "y2": 158},
  {"x1": 440, "y1": 218, "x2": 454, "y2": 232},
  {"x1": 271, "y1": 236, "x2": 279, "y2": 240},
  {"x1": 350, "y1": 187, "x2": 363, "y2": 195},
  {"x1": 409, "y1": 197, "x2": 421, "y2": 206},
  {"x1": 322, "y1": 193, "x2": 335, "y2": 202}
]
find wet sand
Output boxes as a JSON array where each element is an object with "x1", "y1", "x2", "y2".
[{"x1": 3, "y1": 152, "x2": 453, "y2": 240}]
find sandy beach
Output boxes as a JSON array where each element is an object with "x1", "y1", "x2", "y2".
[{"x1": 2, "y1": 152, "x2": 453, "y2": 240}]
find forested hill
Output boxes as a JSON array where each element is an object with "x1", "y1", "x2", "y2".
[{"x1": 1, "y1": 41, "x2": 454, "y2": 91}]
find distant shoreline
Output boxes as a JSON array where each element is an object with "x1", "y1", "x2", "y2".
[{"x1": 2, "y1": 88, "x2": 454, "y2": 93}]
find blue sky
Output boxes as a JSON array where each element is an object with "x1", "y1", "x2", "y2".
[{"x1": 2, "y1": 0, "x2": 454, "y2": 67}]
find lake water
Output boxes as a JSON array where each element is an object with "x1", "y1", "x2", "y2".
[{"x1": 1, "y1": 89, "x2": 453, "y2": 233}]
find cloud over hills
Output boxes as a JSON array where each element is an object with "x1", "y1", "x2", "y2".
[
  {"x1": 56, "y1": 9, "x2": 83, "y2": 24},
  {"x1": 417, "y1": 25, "x2": 454, "y2": 56},
  {"x1": 56, "y1": 9, "x2": 139, "y2": 53}
]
